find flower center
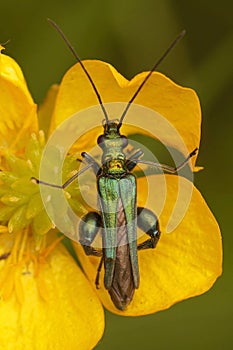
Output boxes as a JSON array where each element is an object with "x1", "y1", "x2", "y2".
[{"x1": 0, "y1": 131, "x2": 87, "y2": 303}]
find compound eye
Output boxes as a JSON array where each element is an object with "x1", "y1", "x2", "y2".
[
  {"x1": 120, "y1": 135, "x2": 128, "y2": 148},
  {"x1": 97, "y1": 134, "x2": 106, "y2": 146}
]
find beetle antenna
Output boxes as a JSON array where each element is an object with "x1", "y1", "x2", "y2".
[
  {"x1": 117, "y1": 30, "x2": 186, "y2": 130},
  {"x1": 47, "y1": 18, "x2": 109, "y2": 124}
]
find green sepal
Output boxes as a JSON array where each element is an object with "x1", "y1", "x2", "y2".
[
  {"x1": 5, "y1": 153, "x2": 31, "y2": 177},
  {"x1": 1, "y1": 191, "x2": 28, "y2": 207},
  {"x1": 0, "y1": 206, "x2": 16, "y2": 221},
  {"x1": 0, "y1": 171, "x2": 18, "y2": 185},
  {"x1": 11, "y1": 177, "x2": 38, "y2": 195},
  {"x1": 26, "y1": 192, "x2": 44, "y2": 219},
  {"x1": 0, "y1": 186, "x2": 11, "y2": 196},
  {"x1": 8, "y1": 205, "x2": 31, "y2": 233}
]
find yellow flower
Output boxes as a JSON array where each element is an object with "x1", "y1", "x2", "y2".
[
  {"x1": 49, "y1": 60, "x2": 222, "y2": 316},
  {"x1": 0, "y1": 47, "x2": 104, "y2": 349},
  {"x1": 0, "y1": 37, "x2": 222, "y2": 337}
]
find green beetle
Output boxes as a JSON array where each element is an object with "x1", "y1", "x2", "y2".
[{"x1": 34, "y1": 20, "x2": 197, "y2": 310}]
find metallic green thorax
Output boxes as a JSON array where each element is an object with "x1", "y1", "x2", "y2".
[{"x1": 97, "y1": 121, "x2": 128, "y2": 176}]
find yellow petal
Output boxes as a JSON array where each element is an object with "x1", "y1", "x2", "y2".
[
  {"x1": 0, "y1": 49, "x2": 38, "y2": 151},
  {"x1": 38, "y1": 84, "x2": 59, "y2": 136},
  {"x1": 73, "y1": 174, "x2": 222, "y2": 316},
  {"x1": 0, "y1": 233, "x2": 104, "y2": 349},
  {"x1": 50, "y1": 60, "x2": 201, "y2": 161}
]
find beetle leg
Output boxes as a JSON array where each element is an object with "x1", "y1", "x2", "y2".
[
  {"x1": 79, "y1": 211, "x2": 104, "y2": 289},
  {"x1": 79, "y1": 211, "x2": 102, "y2": 256},
  {"x1": 137, "y1": 207, "x2": 160, "y2": 250},
  {"x1": 95, "y1": 256, "x2": 104, "y2": 289},
  {"x1": 125, "y1": 149, "x2": 144, "y2": 171},
  {"x1": 31, "y1": 152, "x2": 100, "y2": 189},
  {"x1": 31, "y1": 162, "x2": 93, "y2": 189},
  {"x1": 81, "y1": 152, "x2": 100, "y2": 174},
  {"x1": 133, "y1": 148, "x2": 198, "y2": 173}
]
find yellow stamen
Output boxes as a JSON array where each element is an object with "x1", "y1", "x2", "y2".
[
  {"x1": 11, "y1": 230, "x2": 23, "y2": 264},
  {"x1": 31, "y1": 253, "x2": 39, "y2": 276},
  {"x1": 18, "y1": 227, "x2": 29, "y2": 262},
  {"x1": 14, "y1": 265, "x2": 24, "y2": 304},
  {"x1": 0, "y1": 229, "x2": 64, "y2": 303},
  {"x1": 41, "y1": 235, "x2": 64, "y2": 259},
  {"x1": 2, "y1": 267, "x2": 15, "y2": 300}
]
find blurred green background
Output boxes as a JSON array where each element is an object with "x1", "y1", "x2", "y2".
[{"x1": 1, "y1": 0, "x2": 232, "y2": 349}]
